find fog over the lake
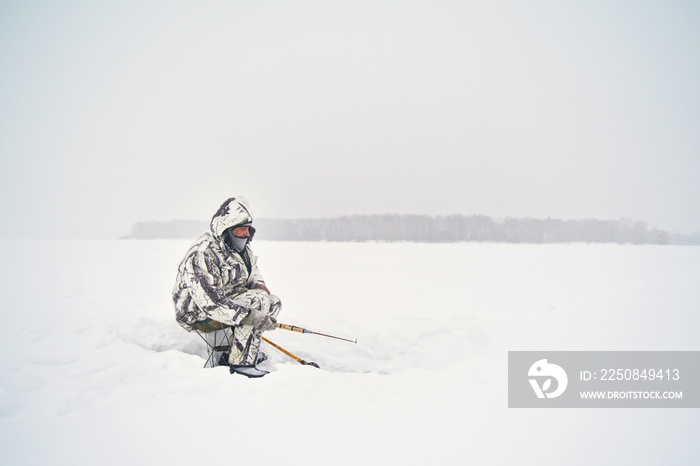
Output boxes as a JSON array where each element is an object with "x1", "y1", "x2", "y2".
[{"x1": 2, "y1": 1, "x2": 699, "y2": 238}]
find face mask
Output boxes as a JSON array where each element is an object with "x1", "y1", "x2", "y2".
[{"x1": 227, "y1": 229, "x2": 249, "y2": 253}]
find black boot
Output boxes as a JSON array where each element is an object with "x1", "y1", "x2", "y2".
[{"x1": 218, "y1": 352, "x2": 231, "y2": 367}]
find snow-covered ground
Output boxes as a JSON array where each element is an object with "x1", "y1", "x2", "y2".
[{"x1": 1, "y1": 239, "x2": 698, "y2": 465}]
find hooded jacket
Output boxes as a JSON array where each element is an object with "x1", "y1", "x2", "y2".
[{"x1": 172, "y1": 197, "x2": 267, "y2": 331}]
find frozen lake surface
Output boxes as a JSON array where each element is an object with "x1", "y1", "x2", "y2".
[{"x1": 1, "y1": 239, "x2": 698, "y2": 465}]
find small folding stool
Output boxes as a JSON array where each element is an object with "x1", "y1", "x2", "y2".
[{"x1": 193, "y1": 319, "x2": 233, "y2": 368}]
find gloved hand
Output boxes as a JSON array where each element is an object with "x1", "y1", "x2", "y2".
[
  {"x1": 254, "y1": 283, "x2": 271, "y2": 294},
  {"x1": 241, "y1": 309, "x2": 277, "y2": 332}
]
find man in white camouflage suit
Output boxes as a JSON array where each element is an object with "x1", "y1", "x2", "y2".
[{"x1": 173, "y1": 196, "x2": 281, "y2": 378}]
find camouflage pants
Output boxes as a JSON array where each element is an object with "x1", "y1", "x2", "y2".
[{"x1": 194, "y1": 290, "x2": 281, "y2": 366}]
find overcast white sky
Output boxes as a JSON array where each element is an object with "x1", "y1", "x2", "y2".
[{"x1": 2, "y1": 0, "x2": 699, "y2": 238}]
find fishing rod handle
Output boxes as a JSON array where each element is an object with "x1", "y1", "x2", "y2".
[{"x1": 274, "y1": 322, "x2": 309, "y2": 334}]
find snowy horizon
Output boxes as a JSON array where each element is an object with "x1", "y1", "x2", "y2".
[
  {"x1": 6, "y1": 212, "x2": 700, "y2": 241},
  {"x1": 124, "y1": 214, "x2": 682, "y2": 245}
]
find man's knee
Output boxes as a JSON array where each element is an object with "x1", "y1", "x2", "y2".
[{"x1": 269, "y1": 294, "x2": 282, "y2": 318}]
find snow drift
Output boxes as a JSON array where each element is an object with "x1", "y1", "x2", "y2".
[{"x1": 1, "y1": 239, "x2": 698, "y2": 465}]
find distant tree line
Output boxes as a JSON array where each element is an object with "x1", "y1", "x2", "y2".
[
  {"x1": 254, "y1": 215, "x2": 670, "y2": 244},
  {"x1": 670, "y1": 232, "x2": 700, "y2": 245},
  {"x1": 124, "y1": 215, "x2": 684, "y2": 244}
]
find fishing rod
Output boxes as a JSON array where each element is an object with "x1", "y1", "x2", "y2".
[
  {"x1": 274, "y1": 322, "x2": 357, "y2": 344},
  {"x1": 261, "y1": 336, "x2": 320, "y2": 368}
]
